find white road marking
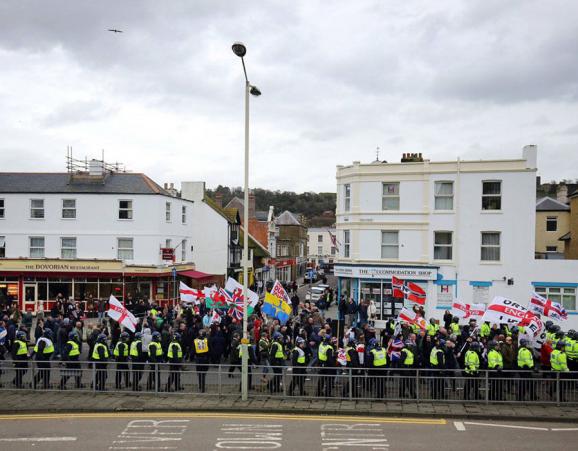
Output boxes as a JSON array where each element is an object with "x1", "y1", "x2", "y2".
[
  {"x1": 463, "y1": 422, "x2": 549, "y2": 431},
  {"x1": 551, "y1": 428, "x2": 578, "y2": 431},
  {"x1": 0, "y1": 437, "x2": 77, "y2": 442},
  {"x1": 453, "y1": 421, "x2": 466, "y2": 431}
]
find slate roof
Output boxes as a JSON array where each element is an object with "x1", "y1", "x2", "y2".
[
  {"x1": 0, "y1": 172, "x2": 171, "y2": 196},
  {"x1": 536, "y1": 197, "x2": 570, "y2": 211},
  {"x1": 275, "y1": 210, "x2": 303, "y2": 226}
]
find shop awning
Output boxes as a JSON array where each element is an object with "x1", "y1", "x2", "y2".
[{"x1": 178, "y1": 269, "x2": 215, "y2": 280}]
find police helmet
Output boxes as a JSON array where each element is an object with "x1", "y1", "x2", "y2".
[
  {"x1": 404, "y1": 340, "x2": 413, "y2": 347},
  {"x1": 452, "y1": 316, "x2": 459, "y2": 323},
  {"x1": 97, "y1": 333, "x2": 107, "y2": 342},
  {"x1": 152, "y1": 331, "x2": 161, "y2": 340},
  {"x1": 324, "y1": 334, "x2": 332, "y2": 343},
  {"x1": 519, "y1": 339, "x2": 528, "y2": 347},
  {"x1": 551, "y1": 325, "x2": 561, "y2": 333},
  {"x1": 16, "y1": 330, "x2": 26, "y2": 340},
  {"x1": 68, "y1": 331, "x2": 78, "y2": 340},
  {"x1": 545, "y1": 320, "x2": 554, "y2": 330},
  {"x1": 555, "y1": 331, "x2": 564, "y2": 339},
  {"x1": 173, "y1": 332, "x2": 182, "y2": 341},
  {"x1": 273, "y1": 332, "x2": 283, "y2": 341},
  {"x1": 488, "y1": 340, "x2": 497, "y2": 349},
  {"x1": 199, "y1": 329, "x2": 207, "y2": 338},
  {"x1": 135, "y1": 332, "x2": 143, "y2": 339},
  {"x1": 470, "y1": 341, "x2": 480, "y2": 350},
  {"x1": 556, "y1": 341, "x2": 566, "y2": 349},
  {"x1": 296, "y1": 337, "x2": 305, "y2": 345},
  {"x1": 43, "y1": 328, "x2": 53, "y2": 338},
  {"x1": 438, "y1": 339, "x2": 446, "y2": 347},
  {"x1": 368, "y1": 338, "x2": 378, "y2": 348},
  {"x1": 120, "y1": 332, "x2": 130, "y2": 340}
]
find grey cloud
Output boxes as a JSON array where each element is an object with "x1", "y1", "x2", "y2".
[{"x1": 42, "y1": 100, "x2": 115, "y2": 127}]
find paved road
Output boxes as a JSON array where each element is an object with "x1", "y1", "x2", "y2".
[{"x1": 0, "y1": 412, "x2": 576, "y2": 450}]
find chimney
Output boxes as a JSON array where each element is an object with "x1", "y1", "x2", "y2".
[
  {"x1": 557, "y1": 184, "x2": 568, "y2": 204},
  {"x1": 249, "y1": 191, "x2": 256, "y2": 219},
  {"x1": 170, "y1": 183, "x2": 174, "y2": 189},
  {"x1": 164, "y1": 183, "x2": 168, "y2": 189},
  {"x1": 215, "y1": 193, "x2": 223, "y2": 208}
]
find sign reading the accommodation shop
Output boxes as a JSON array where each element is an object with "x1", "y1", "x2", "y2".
[{"x1": 334, "y1": 265, "x2": 437, "y2": 280}]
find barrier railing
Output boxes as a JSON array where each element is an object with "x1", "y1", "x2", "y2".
[{"x1": 1, "y1": 360, "x2": 576, "y2": 404}]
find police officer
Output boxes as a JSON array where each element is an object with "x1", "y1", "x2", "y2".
[
  {"x1": 92, "y1": 333, "x2": 109, "y2": 391},
  {"x1": 480, "y1": 321, "x2": 491, "y2": 339},
  {"x1": 450, "y1": 317, "x2": 460, "y2": 336},
  {"x1": 147, "y1": 331, "x2": 163, "y2": 391},
  {"x1": 130, "y1": 332, "x2": 146, "y2": 391},
  {"x1": 341, "y1": 338, "x2": 361, "y2": 398},
  {"x1": 268, "y1": 332, "x2": 285, "y2": 394},
  {"x1": 400, "y1": 340, "x2": 416, "y2": 399},
  {"x1": 258, "y1": 332, "x2": 270, "y2": 384},
  {"x1": 60, "y1": 331, "x2": 82, "y2": 390},
  {"x1": 464, "y1": 341, "x2": 481, "y2": 400},
  {"x1": 288, "y1": 337, "x2": 308, "y2": 396},
  {"x1": 487, "y1": 341, "x2": 503, "y2": 401},
  {"x1": 12, "y1": 330, "x2": 29, "y2": 388},
  {"x1": 33, "y1": 329, "x2": 55, "y2": 389},
  {"x1": 551, "y1": 341, "x2": 569, "y2": 402},
  {"x1": 517, "y1": 339, "x2": 535, "y2": 401},
  {"x1": 566, "y1": 330, "x2": 578, "y2": 372},
  {"x1": 166, "y1": 332, "x2": 183, "y2": 392},
  {"x1": 113, "y1": 332, "x2": 130, "y2": 389},
  {"x1": 316, "y1": 335, "x2": 335, "y2": 397},
  {"x1": 429, "y1": 339, "x2": 446, "y2": 399},
  {"x1": 367, "y1": 338, "x2": 387, "y2": 398},
  {"x1": 193, "y1": 329, "x2": 210, "y2": 393},
  {"x1": 426, "y1": 318, "x2": 439, "y2": 337}
]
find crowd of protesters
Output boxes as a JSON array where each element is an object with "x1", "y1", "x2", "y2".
[{"x1": 1, "y1": 286, "x2": 577, "y2": 402}]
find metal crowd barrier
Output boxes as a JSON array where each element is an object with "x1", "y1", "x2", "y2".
[{"x1": 1, "y1": 360, "x2": 577, "y2": 405}]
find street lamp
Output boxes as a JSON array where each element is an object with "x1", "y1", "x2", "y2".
[{"x1": 232, "y1": 41, "x2": 261, "y2": 401}]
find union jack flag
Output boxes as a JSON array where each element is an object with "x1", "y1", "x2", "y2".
[{"x1": 227, "y1": 292, "x2": 245, "y2": 321}]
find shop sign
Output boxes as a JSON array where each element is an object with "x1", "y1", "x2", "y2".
[{"x1": 334, "y1": 265, "x2": 437, "y2": 280}]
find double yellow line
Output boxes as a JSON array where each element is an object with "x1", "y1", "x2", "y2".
[{"x1": 0, "y1": 412, "x2": 446, "y2": 425}]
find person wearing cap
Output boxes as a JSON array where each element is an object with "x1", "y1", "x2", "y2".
[
  {"x1": 464, "y1": 341, "x2": 481, "y2": 400},
  {"x1": 316, "y1": 335, "x2": 335, "y2": 397},
  {"x1": 113, "y1": 332, "x2": 130, "y2": 390},
  {"x1": 516, "y1": 338, "x2": 535, "y2": 401},
  {"x1": 193, "y1": 329, "x2": 210, "y2": 393},
  {"x1": 166, "y1": 332, "x2": 183, "y2": 392},
  {"x1": 268, "y1": 332, "x2": 285, "y2": 394},
  {"x1": 11, "y1": 330, "x2": 29, "y2": 388},
  {"x1": 92, "y1": 333, "x2": 109, "y2": 391},
  {"x1": 429, "y1": 338, "x2": 446, "y2": 399},
  {"x1": 60, "y1": 331, "x2": 82, "y2": 390},
  {"x1": 567, "y1": 330, "x2": 578, "y2": 372},
  {"x1": 130, "y1": 332, "x2": 146, "y2": 391},
  {"x1": 33, "y1": 328, "x2": 55, "y2": 389},
  {"x1": 146, "y1": 331, "x2": 163, "y2": 391},
  {"x1": 288, "y1": 337, "x2": 308, "y2": 396}
]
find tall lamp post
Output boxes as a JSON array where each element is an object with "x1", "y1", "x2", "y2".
[{"x1": 232, "y1": 41, "x2": 261, "y2": 401}]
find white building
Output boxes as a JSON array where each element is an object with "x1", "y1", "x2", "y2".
[
  {"x1": 307, "y1": 227, "x2": 337, "y2": 265},
  {"x1": 335, "y1": 146, "x2": 578, "y2": 329}
]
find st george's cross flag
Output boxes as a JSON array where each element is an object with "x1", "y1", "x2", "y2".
[
  {"x1": 452, "y1": 300, "x2": 486, "y2": 320},
  {"x1": 529, "y1": 292, "x2": 568, "y2": 321},
  {"x1": 179, "y1": 281, "x2": 203, "y2": 305},
  {"x1": 397, "y1": 307, "x2": 427, "y2": 330},
  {"x1": 518, "y1": 310, "x2": 544, "y2": 337},
  {"x1": 107, "y1": 295, "x2": 138, "y2": 332},
  {"x1": 481, "y1": 296, "x2": 528, "y2": 325}
]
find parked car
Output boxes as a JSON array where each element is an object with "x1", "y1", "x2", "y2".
[{"x1": 306, "y1": 286, "x2": 325, "y2": 302}]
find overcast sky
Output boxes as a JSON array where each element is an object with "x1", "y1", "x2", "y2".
[{"x1": 1, "y1": 1, "x2": 577, "y2": 192}]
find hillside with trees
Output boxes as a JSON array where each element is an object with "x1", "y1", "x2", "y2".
[{"x1": 206, "y1": 186, "x2": 336, "y2": 227}]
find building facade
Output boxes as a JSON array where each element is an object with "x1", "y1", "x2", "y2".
[
  {"x1": 306, "y1": 227, "x2": 337, "y2": 266},
  {"x1": 273, "y1": 211, "x2": 308, "y2": 282},
  {"x1": 335, "y1": 146, "x2": 578, "y2": 329},
  {"x1": 535, "y1": 197, "x2": 569, "y2": 258}
]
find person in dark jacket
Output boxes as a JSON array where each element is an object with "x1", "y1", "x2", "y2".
[
  {"x1": 288, "y1": 337, "x2": 309, "y2": 396},
  {"x1": 130, "y1": 332, "x2": 146, "y2": 391},
  {"x1": 60, "y1": 331, "x2": 82, "y2": 389},
  {"x1": 92, "y1": 333, "x2": 109, "y2": 391},
  {"x1": 192, "y1": 329, "x2": 210, "y2": 392},
  {"x1": 147, "y1": 332, "x2": 163, "y2": 391},
  {"x1": 113, "y1": 332, "x2": 130, "y2": 389},
  {"x1": 208, "y1": 327, "x2": 225, "y2": 364},
  {"x1": 166, "y1": 333, "x2": 183, "y2": 392}
]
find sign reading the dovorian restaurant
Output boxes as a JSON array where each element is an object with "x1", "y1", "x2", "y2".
[
  {"x1": 334, "y1": 265, "x2": 437, "y2": 280},
  {"x1": 0, "y1": 259, "x2": 124, "y2": 272}
]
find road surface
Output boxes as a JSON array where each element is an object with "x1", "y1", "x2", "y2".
[{"x1": 0, "y1": 411, "x2": 576, "y2": 450}]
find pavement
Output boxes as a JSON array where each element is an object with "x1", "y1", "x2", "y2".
[
  {"x1": 0, "y1": 390, "x2": 577, "y2": 423},
  {"x1": 0, "y1": 411, "x2": 577, "y2": 450}
]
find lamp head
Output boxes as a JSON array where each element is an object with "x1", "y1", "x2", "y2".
[
  {"x1": 250, "y1": 85, "x2": 262, "y2": 96},
  {"x1": 232, "y1": 42, "x2": 247, "y2": 58}
]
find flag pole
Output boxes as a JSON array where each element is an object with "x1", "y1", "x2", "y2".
[{"x1": 458, "y1": 326, "x2": 479, "y2": 355}]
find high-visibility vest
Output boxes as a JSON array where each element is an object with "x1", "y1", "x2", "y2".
[
  {"x1": 194, "y1": 338, "x2": 209, "y2": 354},
  {"x1": 67, "y1": 340, "x2": 80, "y2": 357},
  {"x1": 430, "y1": 347, "x2": 440, "y2": 366},
  {"x1": 480, "y1": 323, "x2": 491, "y2": 337},
  {"x1": 370, "y1": 348, "x2": 387, "y2": 367},
  {"x1": 34, "y1": 337, "x2": 54, "y2": 354},
  {"x1": 92, "y1": 342, "x2": 109, "y2": 360},
  {"x1": 14, "y1": 339, "x2": 28, "y2": 356},
  {"x1": 401, "y1": 348, "x2": 414, "y2": 366},
  {"x1": 450, "y1": 323, "x2": 460, "y2": 335},
  {"x1": 517, "y1": 347, "x2": 533, "y2": 369},
  {"x1": 148, "y1": 341, "x2": 163, "y2": 357},
  {"x1": 567, "y1": 339, "x2": 578, "y2": 360},
  {"x1": 465, "y1": 350, "x2": 480, "y2": 374},
  {"x1": 318, "y1": 343, "x2": 332, "y2": 362},
  {"x1": 550, "y1": 350, "x2": 569, "y2": 372},
  {"x1": 426, "y1": 323, "x2": 439, "y2": 336},
  {"x1": 150, "y1": 308, "x2": 158, "y2": 317},
  {"x1": 487, "y1": 349, "x2": 503, "y2": 369},
  {"x1": 411, "y1": 324, "x2": 420, "y2": 334},
  {"x1": 258, "y1": 338, "x2": 270, "y2": 353},
  {"x1": 167, "y1": 342, "x2": 182, "y2": 359},
  {"x1": 130, "y1": 340, "x2": 142, "y2": 357},
  {"x1": 293, "y1": 347, "x2": 306, "y2": 364},
  {"x1": 113, "y1": 342, "x2": 128, "y2": 358},
  {"x1": 345, "y1": 346, "x2": 353, "y2": 362},
  {"x1": 273, "y1": 342, "x2": 285, "y2": 359}
]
